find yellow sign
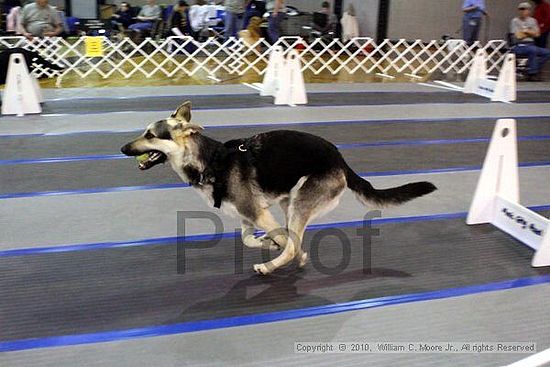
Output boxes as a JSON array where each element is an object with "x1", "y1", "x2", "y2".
[{"x1": 84, "y1": 36, "x2": 104, "y2": 57}]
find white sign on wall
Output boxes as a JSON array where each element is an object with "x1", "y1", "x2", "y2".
[{"x1": 70, "y1": 0, "x2": 97, "y2": 19}]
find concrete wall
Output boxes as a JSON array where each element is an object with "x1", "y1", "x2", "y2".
[
  {"x1": 387, "y1": 0, "x2": 522, "y2": 41},
  {"x1": 287, "y1": 0, "x2": 334, "y2": 13},
  {"x1": 70, "y1": 0, "x2": 97, "y2": 18}
]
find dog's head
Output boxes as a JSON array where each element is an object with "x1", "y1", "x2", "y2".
[{"x1": 120, "y1": 100, "x2": 203, "y2": 170}]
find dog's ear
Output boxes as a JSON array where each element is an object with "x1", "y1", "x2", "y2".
[
  {"x1": 171, "y1": 101, "x2": 192, "y2": 122},
  {"x1": 173, "y1": 123, "x2": 203, "y2": 138}
]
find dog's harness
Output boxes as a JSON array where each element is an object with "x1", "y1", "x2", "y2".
[
  {"x1": 212, "y1": 136, "x2": 258, "y2": 208},
  {"x1": 186, "y1": 135, "x2": 260, "y2": 209},
  {"x1": 184, "y1": 166, "x2": 225, "y2": 209}
]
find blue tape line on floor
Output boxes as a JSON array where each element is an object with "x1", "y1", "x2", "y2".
[
  {"x1": 1, "y1": 136, "x2": 549, "y2": 166},
  {"x1": 1, "y1": 115, "x2": 549, "y2": 139},
  {"x1": 1, "y1": 275, "x2": 549, "y2": 352},
  {"x1": 0, "y1": 162, "x2": 549, "y2": 200},
  {"x1": 2, "y1": 205, "x2": 549, "y2": 257}
]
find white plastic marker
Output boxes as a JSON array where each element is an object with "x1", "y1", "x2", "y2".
[
  {"x1": 2, "y1": 53, "x2": 42, "y2": 116},
  {"x1": 463, "y1": 50, "x2": 516, "y2": 103},
  {"x1": 274, "y1": 49, "x2": 307, "y2": 106},
  {"x1": 260, "y1": 46, "x2": 284, "y2": 97},
  {"x1": 467, "y1": 119, "x2": 550, "y2": 267}
]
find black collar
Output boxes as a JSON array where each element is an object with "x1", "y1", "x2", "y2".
[{"x1": 184, "y1": 135, "x2": 260, "y2": 209}]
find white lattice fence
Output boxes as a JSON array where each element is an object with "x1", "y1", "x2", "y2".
[{"x1": 0, "y1": 36, "x2": 508, "y2": 83}]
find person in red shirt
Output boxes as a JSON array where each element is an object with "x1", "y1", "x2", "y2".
[{"x1": 534, "y1": 0, "x2": 550, "y2": 47}]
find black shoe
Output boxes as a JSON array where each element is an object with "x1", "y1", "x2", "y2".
[{"x1": 527, "y1": 74, "x2": 542, "y2": 82}]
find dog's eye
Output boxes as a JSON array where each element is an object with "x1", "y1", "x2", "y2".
[{"x1": 144, "y1": 132, "x2": 155, "y2": 140}]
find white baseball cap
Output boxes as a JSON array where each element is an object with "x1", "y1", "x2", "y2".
[{"x1": 518, "y1": 2, "x2": 532, "y2": 9}]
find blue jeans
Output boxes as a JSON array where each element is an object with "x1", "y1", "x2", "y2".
[
  {"x1": 463, "y1": 16, "x2": 481, "y2": 45},
  {"x1": 129, "y1": 21, "x2": 153, "y2": 32},
  {"x1": 224, "y1": 11, "x2": 244, "y2": 40},
  {"x1": 268, "y1": 13, "x2": 283, "y2": 43},
  {"x1": 514, "y1": 43, "x2": 550, "y2": 75}
]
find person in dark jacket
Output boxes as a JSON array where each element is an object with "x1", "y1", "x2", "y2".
[
  {"x1": 111, "y1": 2, "x2": 134, "y2": 31},
  {"x1": 170, "y1": 0, "x2": 192, "y2": 36}
]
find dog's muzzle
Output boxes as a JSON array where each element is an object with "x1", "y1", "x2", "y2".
[
  {"x1": 120, "y1": 143, "x2": 135, "y2": 156},
  {"x1": 121, "y1": 143, "x2": 167, "y2": 171}
]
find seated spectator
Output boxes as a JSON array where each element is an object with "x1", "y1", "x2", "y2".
[
  {"x1": 533, "y1": 0, "x2": 550, "y2": 48},
  {"x1": 111, "y1": 2, "x2": 134, "y2": 31},
  {"x1": 171, "y1": 0, "x2": 192, "y2": 36},
  {"x1": 511, "y1": 2, "x2": 550, "y2": 81},
  {"x1": 128, "y1": 0, "x2": 161, "y2": 34},
  {"x1": 19, "y1": 0, "x2": 63, "y2": 40},
  {"x1": 189, "y1": 0, "x2": 210, "y2": 34}
]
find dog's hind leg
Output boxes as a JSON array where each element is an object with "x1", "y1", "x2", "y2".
[
  {"x1": 273, "y1": 197, "x2": 290, "y2": 250},
  {"x1": 279, "y1": 197, "x2": 290, "y2": 226},
  {"x1": 253, "y1": 172, "x2": 346, "y2": 275}
]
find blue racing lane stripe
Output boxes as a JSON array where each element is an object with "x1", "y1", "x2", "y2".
[
  {"x1": 1, "y1": 205, "x2": 549, "y2": 257},
  {"x1": 0, "y1": 161, "x2": 548, "y2": 200},
  {"x1": 0, "y1": 183, "x2": 190, "y2": 200},
  {"x1": 1, "y1": 115, "x2": 549, "y2": 139},
  {"x1": 335, "y1": 135, "x2": 550, "y2": 149},
  {"x1": 1, "y1": 274, "x2": 549, "y2": 352},
  {"x1": 1, "y1": 136, "x2": 550, "y2": 166},
  {"x1": 0, "y1": 154, "x2": 128, "y2": 165}
]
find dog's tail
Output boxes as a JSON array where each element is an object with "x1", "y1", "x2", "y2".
[{"x1": 345, "y1": 165, "x2": 437, "y2": 206}]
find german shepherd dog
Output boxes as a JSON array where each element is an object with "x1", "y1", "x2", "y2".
[{"x1": 121, "y1": 101, "x2": 437, "y2": 275}]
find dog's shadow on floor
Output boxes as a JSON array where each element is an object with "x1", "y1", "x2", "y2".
[{"x1": 171, "y1": 266, "x2": 411, "y2": 324}]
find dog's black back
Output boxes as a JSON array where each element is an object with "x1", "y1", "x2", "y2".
[{"x1": 229, "y1": 130, "x2": 345, "y2": 195}]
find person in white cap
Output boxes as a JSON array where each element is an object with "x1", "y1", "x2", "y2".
[{"x1": 511, "y1": 2, "x2": 550, "y2": 81}]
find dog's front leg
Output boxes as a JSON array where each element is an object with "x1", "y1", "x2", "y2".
[
  {"x1": 241, "y1": 219, "x2": 280, "y2": 251},
  {"x1": 250, "y1": 210, "x2": 291, "y2": 275}
]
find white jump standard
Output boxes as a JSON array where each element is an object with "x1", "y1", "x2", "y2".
[
  {"x1": 467, "y1": 119, "x2": 550, "y2": 267},
  {"x1": 249, "y1": 47, "x2": 308, "y2": 107},
  {"x1": 1, "y1": 52, "x2": 43, "y2": 116},
  {"x1": 463, "y1": 49, "x2": 516, "y2": 103}
]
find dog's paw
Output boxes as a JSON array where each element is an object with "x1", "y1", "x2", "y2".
[
  {"x1": 297, "y1": 252, "x2": 308, "y2": 268},
  {"x1": 253, "y1": 263, "x2": 271, "y2": 275},
  {"x1": 243, "y1": 235, "x2": 262, "y2": 248}
]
